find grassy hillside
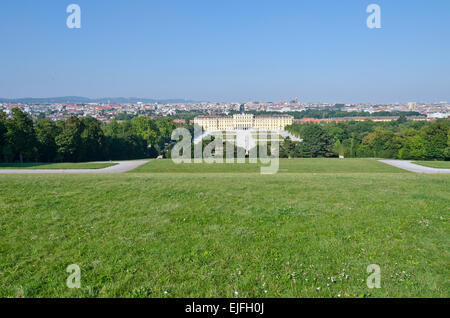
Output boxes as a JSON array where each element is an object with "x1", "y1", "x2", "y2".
[
  {"x1": 414, "y1": 161, "x2": 450, "y2": 169},
  {"x1": 0, "y1": 159, "x2": 448, "y2": 298},
  {"x1": 132, "y1": 158, "x2": 406, "y2": 174},
  {"x1": 0, "y1": 162, "x2": 117, "y2": 170}
]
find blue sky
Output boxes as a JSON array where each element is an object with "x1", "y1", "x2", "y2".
[{"x1": 0, "y1": 0, "x2": 449, "y2": 103}]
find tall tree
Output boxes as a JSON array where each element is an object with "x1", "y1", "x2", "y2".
[
  {"x1": 131, "y1": 116, "x2": 158, "y2": 147},
  {"x1": 396, "y1": 114, "x2": 408, "y2": 125},
  {"x1": 398, "y1": 134, "x2": 426, "y2": 160},
  {"x1": 35, "y1": 118, "x2": 60, "y2": 162},
  {"x1": 155, "y1": 117, "x2": 176, "y2": 145},
  {"x1": 5, "y1": 108, "x2": 37, "y2": 163},
  {"x1": 420, "y1": 121, "x2": 449, "y2": 160},
  {"x1": 103, "y1": 120, "x2": 147, "y2": 160},
  {"x1": 0, "y1": 111, "x2": 7, "y2": 161},
  {"x1": 55, "y1": 116, "x2": 84, "y2": 162},
  {"x1": 297, "y1": 124, "x2": 335, "y2": 158},
  {"x1": 80, "y1": 117, "x2": 105, "y2": 161},
  {"x1": 363, "y1": 130, "x2": 402, "y2": 158},
  {"x1": 445, "y1": 129, "x2": 450, "y2": 160},
  {"x1": 280, "y1": 137, "x2": 296, "y2": 158}
]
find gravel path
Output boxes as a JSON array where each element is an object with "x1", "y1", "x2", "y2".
[
  {"x1": 379, "y1": 160, "x2": 450, "y2": 174},
  {"x1": 0, "y1": 160, "x2": 150, "y2": 174}
]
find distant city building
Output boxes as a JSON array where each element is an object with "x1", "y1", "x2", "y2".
[
  {"x1": 408, "y1": 102, "x2": 417, "y2": 110},
  {"x1": 428, "y1": 112, "x2": 449, "y2": 119},
  {"x1": 3, "y1": 98, "x2": 448, "y2": 122},
  {"x1": 294, "y1": 116, "x2": 430, "y2": 123},
  {"x1": 290, "y1": 97, "x2": 299, "y2": 104},
  {"x1": 194, "y1": 113, "x2": 293, "y2": 131}
]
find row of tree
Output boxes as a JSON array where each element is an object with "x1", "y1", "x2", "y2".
[
  {"x1": 1, "y1": 108, "x2": 448, "y2": 163},
  {"x1": 286, "y1": 118, "x2": 450, "y2": 160},
  {"x1": 280, "y1": 124, "x2": 336, "y2": 158},
  {"x1": 0, "y1": 108, "x2": 178, "y2": 163}
]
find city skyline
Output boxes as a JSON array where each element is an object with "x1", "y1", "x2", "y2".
[
  {"x1": 1, "y1": 0, "x2": 450, "y2": 102},
  {"x1": 0, "y1": 95, "x2": 448, "y2": 105}
]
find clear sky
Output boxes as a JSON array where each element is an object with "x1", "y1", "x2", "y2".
[{"x1": 0, "y1": 0, "x2": 449, "y2": 103}]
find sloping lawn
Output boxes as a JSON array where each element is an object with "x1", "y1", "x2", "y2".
[
  {"x1": 0, "y1": 159, "x2": 448, "y2": 298},
  {"x1": 0, "y1": 162, "x2": 117, "y2": 170},
  {"x1": 414, "y1": 161, "x2": 450, "y2": 169},
  {"x1": 132, "y1": 158, "x2": 407, "y2": 174}
]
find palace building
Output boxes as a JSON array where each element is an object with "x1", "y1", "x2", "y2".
[{"x1": 194, "y1": 114, "x2": 294, "y2": 131}]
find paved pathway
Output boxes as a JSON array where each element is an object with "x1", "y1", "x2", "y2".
[
  {"x1": 379, "y1": 160, "x2": 450, "y2": 174},
  {"x1": 0, "y1": 160, "x2": 149, "y2": 174}
]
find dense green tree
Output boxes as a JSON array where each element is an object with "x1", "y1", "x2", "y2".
[
  {"x1": 35, "y1": 118, "x2": 60, "y2": 162},
  {"x1": 398, "y1": 134, "x2": 427, "y2": 160},
  {"x1": 131, "y1": 116, "x2": 158, "y2": 147},
  {"x1": 279, "y1": 137, "x2": 298, "y2": 158},
  {"x1": 420, "y1": 121, "x2": 449, "y2": 160},
  {"x1": 0, "y1": 111, "x2": 7, "y2": 160},
  {"x1": 105, "y1": 133, "x2": 147, "y2": 160},
  {"x1": 333, "y1": 140, "x2": 345, "y2": 157},
  {"x1": 55, "y1": 116, "x2": 84, "y2": 162},
  {"x1": 80, "y1": 117, "x2": 105, "y2": 161},
  {"x1": 103, "y1": 119, "x2": 148, "y2": 160},
  {"x1": 363, "y1": 130, "x2": 402, "y2": 158},
  {"x1": 5, "y1": 108, "x2": 37, "y2": 163},
  {"x1": 296, "y1": 124, "x2": 336, "y2": 158},
  {"x1": 155, "y1": 117, "x2": 176, "y2": 146},
  {"x1": 325, "y1": 124, "x2": 347, "y2": 143},
  {"x1": 288, "y1": 119, "x2": 449, "y2": 160},
  {"x1": 0, "y1": 112, "x2": 447, "y2": 163},
  {"x1": 445, "y1": 129, "x2": 450, "y2": 159},
  {"x1": 397, "y1": 115, "x2": 408, "y2": 124}
]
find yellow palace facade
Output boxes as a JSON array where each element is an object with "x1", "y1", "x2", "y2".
[{"x1": 194, "y1": 114, "x2": 294, "y2": 131}]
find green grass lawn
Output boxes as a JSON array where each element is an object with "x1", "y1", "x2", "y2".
[
  {"x1": 132, "y1": 158, "x2": 406, "y2": 174},
  {"x1": 0, "y1": 159, "x2": 448, "y2": 298},
  {"x1": 414, "y1": 161, "x2": 450, "y2": 169},
  {"x1": 0, "y1": 162, "x2": 117, "y2": 170}
]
